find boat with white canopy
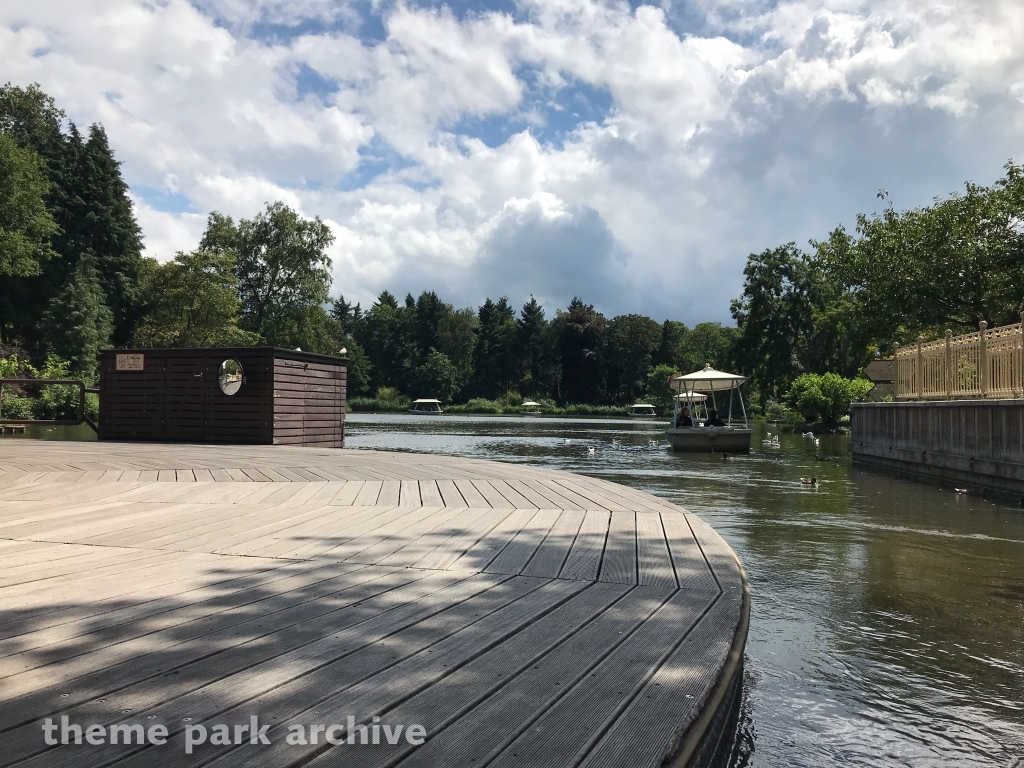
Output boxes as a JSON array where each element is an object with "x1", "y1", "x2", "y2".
[
  {"x1": 666, "y1": 365, "x2": 752, "y2": 452},
  {"x1": 409, "y1": 398, "x2": 443, "y2": 414},
  {"x1": 521, "y1": 401, "x2": 542, "y2": 415}
]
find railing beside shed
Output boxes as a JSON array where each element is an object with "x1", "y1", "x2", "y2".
[{"x1": 894, "y1": 316, "x2": 1024, "y2": 400}]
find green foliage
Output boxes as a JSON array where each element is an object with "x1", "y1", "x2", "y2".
[
  {"x1": 415, "y1": 349, "x2": 461, "y2": 402},
  {"x1": 731, "y1": 243, "x2": 876, "y2": 404},
  {"x1": 341, "y1": 338, "x2": 372, "y2": 397},
  {"x1": 375, "y1": 386, "x2": 402, "y2": 402},
  {"x1": 38, "y1": 257, "x2": 112, "y2": 382},
  {"x1": 473, "y1": 297, "x2": 520, "y2": 398},
  {"x1": 0, "y1": 354, "x2": 83, "y2": 420},
  {"x1": 0, "y1": 133, "x2": 58, "y2": 277},
  {"x1": 133, "y1": 247, "x2": 259, "y2": 348},
  {"x1": 606, "y1": 314, "x2": 662, "y2": 401},
  {"x1": 558, "y1": 298, "x2": 606, "y2": 404},
  {"x1": 646, "y1": 364, "x2": 681, "y2": 406},
  {"x1": 784, "y1": 373, "x2": 873, "y2": 426},
  {"x1": 819, "y1": 162, "x2": 1024, "y2": 337},
  {"x1": 0, "y1": 84, "x2": 144, "y2": 352},
  {"x1": 213, "y1": 203, "x2": 335, "y2": 349}
]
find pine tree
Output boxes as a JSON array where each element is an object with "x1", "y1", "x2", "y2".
[{"x1": 39, "y1": 256, "x2": 113, "y2": 382}]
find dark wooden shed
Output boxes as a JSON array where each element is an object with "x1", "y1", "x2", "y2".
[{"x1": 98, "y1": 348, "x2": 346, "y2": 447}]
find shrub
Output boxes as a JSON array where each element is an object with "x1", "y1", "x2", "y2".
[{"x1": 785, "y1": 373, "x2": 873, "y2": 426}]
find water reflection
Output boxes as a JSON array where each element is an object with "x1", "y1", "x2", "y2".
[{"x1": 346, "y1": 413, "x2": 1024, "y2": 768}]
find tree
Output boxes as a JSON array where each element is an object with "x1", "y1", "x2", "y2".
[
  {"x1": 200, "y1": 206, "x2": 341, "y2": 355},
  {"x1": 133, "y1": 249, "x2": 259, "y2": 348},
  {"x1": 62, "y1": 125, "x2": 145, "y2": 346},
  {"x1": 646, "y1": 363, "x2": 681, "y2": 407},
  {"x1": 606, "y1": 314, "x2": 663, "y2": 401},
  {"x1": 678, "y1": 322, "x2": 740, "y2": 374},
  {"x1": 654, "y1": 320, "x2": 688, "y2": 369},
  {"x1": 0, "y1": 134, "x2": 58, "y2": 278},
  {"x1": 357, "y1": 291, "x2": 417, "y2": 392},
  {"x1": 818, "y1": 162, "x2": 1024, "y2": 337},
  {"x1": 38, "y1": 256, "x2": 112, "y2": 382},
  {"x1": 518, "y1": 297, "x2": 554, "y2": 397},
  {"x1": 558, "y1": 298, "x2": 606, "y2": 403},
  {"x1": 415, "y1": 349, "x2": 461, "y2": 401},
  {"x1": 472, "y1": 297, "x2": 520, "y2": 398},
  {"x1": 225, "y1": 202, "x2": 335, "y2": 348},
  {"x1": 341, "y1": 338, "x2": 373, "y2": 397},
  {"x1": 0, "y1": 85, "x2": 145, "y2": 351},
  {"x1": 436, "y1": 307, "x2": 477, "y2": 387},
  {"x1": 785, "y1": 373, "x2": 873, "y2": 427}
]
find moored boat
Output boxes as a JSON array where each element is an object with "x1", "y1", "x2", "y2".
[
  {"x1": 409, "y1": 398, "x2": 443, "y2": 414},
  {"x1": 628, "y1": 403, "x2": 657, "y2": 418},
  {"x1": 521, "y1": 401, "x2": 542, "y2": 415},
  {"x1": 665, "y1": 365, "x2": 752, "y2": 453}
]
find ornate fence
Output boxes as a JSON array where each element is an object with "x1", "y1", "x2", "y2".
[{"x1": 894, "y1": 319, "x2": 1024, "y2": 400}]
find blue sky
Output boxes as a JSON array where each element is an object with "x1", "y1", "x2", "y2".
[{"x1": 3, "y1": 0, "x2": 1023, "y2": 323}]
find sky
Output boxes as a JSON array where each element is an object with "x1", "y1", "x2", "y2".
[{"x1": 2, "y1": 0, "x2": 1023, "y2": 324}]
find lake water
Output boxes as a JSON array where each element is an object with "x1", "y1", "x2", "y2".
[
  {"x1": 344, "y1": 413, "x2": 1024, "y2": 768},
  {"x1": 5, "y1": 415, "x2": 1022, "y2": 766}
]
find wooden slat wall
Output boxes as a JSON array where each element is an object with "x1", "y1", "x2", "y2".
[
  {"x1": 272, "y1": 356, "x2": 346, "y2": 448},
  {"x1": 99, "y1": 348, "x2": 346, "y2": 447}
]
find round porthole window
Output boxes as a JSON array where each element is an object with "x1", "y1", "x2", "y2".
[{"x1": 218, "y1": 359, "x2": 243, "y2": 395}]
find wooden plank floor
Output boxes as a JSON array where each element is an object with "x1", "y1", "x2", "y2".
[{"x1": 0, "y1": 442, "x2": 747, "y2": 768}]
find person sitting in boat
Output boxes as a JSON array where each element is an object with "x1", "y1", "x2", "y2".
[
  {"x1": 675, "y1": 407, "x2": 693, "y2": 428},
  {"x1": 706, "y1": 409, "x2": 727, "y2": 427}
]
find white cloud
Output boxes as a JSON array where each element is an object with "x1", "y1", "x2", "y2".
[{"x1": 2, "y1": 0, "x2": 1023, "y2": 322}]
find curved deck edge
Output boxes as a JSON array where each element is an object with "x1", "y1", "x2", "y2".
[{"x1": 668, "y1": 558, "x2": 751, "y2": 768}]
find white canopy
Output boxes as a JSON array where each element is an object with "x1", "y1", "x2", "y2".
[
  {"x1": 412, "y1": 399, "x2": 442, "y2": 403},
  {"x1": 674, "y1": 392, "x2": 708, "y2": 401},
  {"x1": 670, "y1": 365, "x2": 747, "y2": 393},
  {"x1": 631, "y1": 403, "x2": 655, "y2": 408},
  {"x1": 522, "y1": 401, "x2": 541, "y2": 407}
]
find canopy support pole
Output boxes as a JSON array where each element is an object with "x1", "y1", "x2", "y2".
[
  {"x1": 727, "y1": 386, "x2": 734, "y2": 425},
  {"x1": 738, "y1": 386, "x2": 748, "y2": 428}
]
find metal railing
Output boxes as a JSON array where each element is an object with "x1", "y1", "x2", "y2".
[
  {"x1": 894, "y1": 317, "x2": 1024, "y2": 400},
  {"x1": 0, "y1": 379, "x2": 97, "y2": 431}
]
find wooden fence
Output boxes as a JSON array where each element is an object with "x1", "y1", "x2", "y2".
[{"x1": 894, "y1": 318, "x2": 1024, "y2": 400}]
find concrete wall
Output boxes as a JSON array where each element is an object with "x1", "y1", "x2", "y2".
[{"x1": 850, "y1": 400, "x2": 1024, "y2": 497}]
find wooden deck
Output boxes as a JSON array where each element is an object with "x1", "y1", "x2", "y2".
[{"x1": 0, "y1": 442, "x2": 748, "y2": 768}]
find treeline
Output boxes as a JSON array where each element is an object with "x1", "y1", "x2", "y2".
[{"x1": 334, "y1": 292, "x2": 736, "y2": 403}]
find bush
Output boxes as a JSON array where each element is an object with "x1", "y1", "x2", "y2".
[
  {"x1": 785, "y1": 373, "x2": 873, "y2": 426},
  {"x1": 0, "y1": 395, "x2": 34, "y2": 419}
]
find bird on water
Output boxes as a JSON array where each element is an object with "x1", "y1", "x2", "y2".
[{"x1": 801, "y1": 477, "x2": 817, "y2": 486}]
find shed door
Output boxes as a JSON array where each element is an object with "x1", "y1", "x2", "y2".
[{"x1": 162, "y1": 359, "x2": 206, "y2": 441}]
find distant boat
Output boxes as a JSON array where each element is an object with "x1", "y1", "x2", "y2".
[
  {"x1": 628, "y1": 403, "x2": 657, "y2": 418},
  {"x1": 409, "y1": 398, "x2": 443, "y2": 414},
  {"x1": 665, "y1": 365, "x2": 753, "y2": 453},
  {"x1": 521, "y1": 401, "x2": 542, "y2": 415}
]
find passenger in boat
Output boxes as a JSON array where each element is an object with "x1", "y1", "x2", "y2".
[
  {"x1": 675, "y1": 407, "x2": 693, "y2": 428},
  {"x1": 706, "y1": 409, "x2": 727, "y2": 427}
]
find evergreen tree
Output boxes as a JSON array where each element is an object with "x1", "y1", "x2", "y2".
[
  {"x1": 472, "y1": 297, "x2": 519, "y2": 398},
  {"x1": 517, "y1": 297, "x2": 552, "y2": 397},
  {"x1": 39, "y1": 256, "x2": 112, "y2": 382},
  {"x1": 558, "y1": 298, "x2": 606, "y2": 404},
  {"x1": 0, "y1": 85, "x2": 145, "y2": 352}
]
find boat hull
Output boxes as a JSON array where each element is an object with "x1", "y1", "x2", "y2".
[{"x1": 665, "y1": 427, "x2": 752, "y2": 453}]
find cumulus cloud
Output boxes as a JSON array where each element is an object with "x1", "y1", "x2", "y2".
[{"x1": 2, "y1": 0, "x2": 1023, "y2": 322}]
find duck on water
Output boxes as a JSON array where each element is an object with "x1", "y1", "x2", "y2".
[{"x1": 665, "y1": 365, "x2": 753, "y2": 453}]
